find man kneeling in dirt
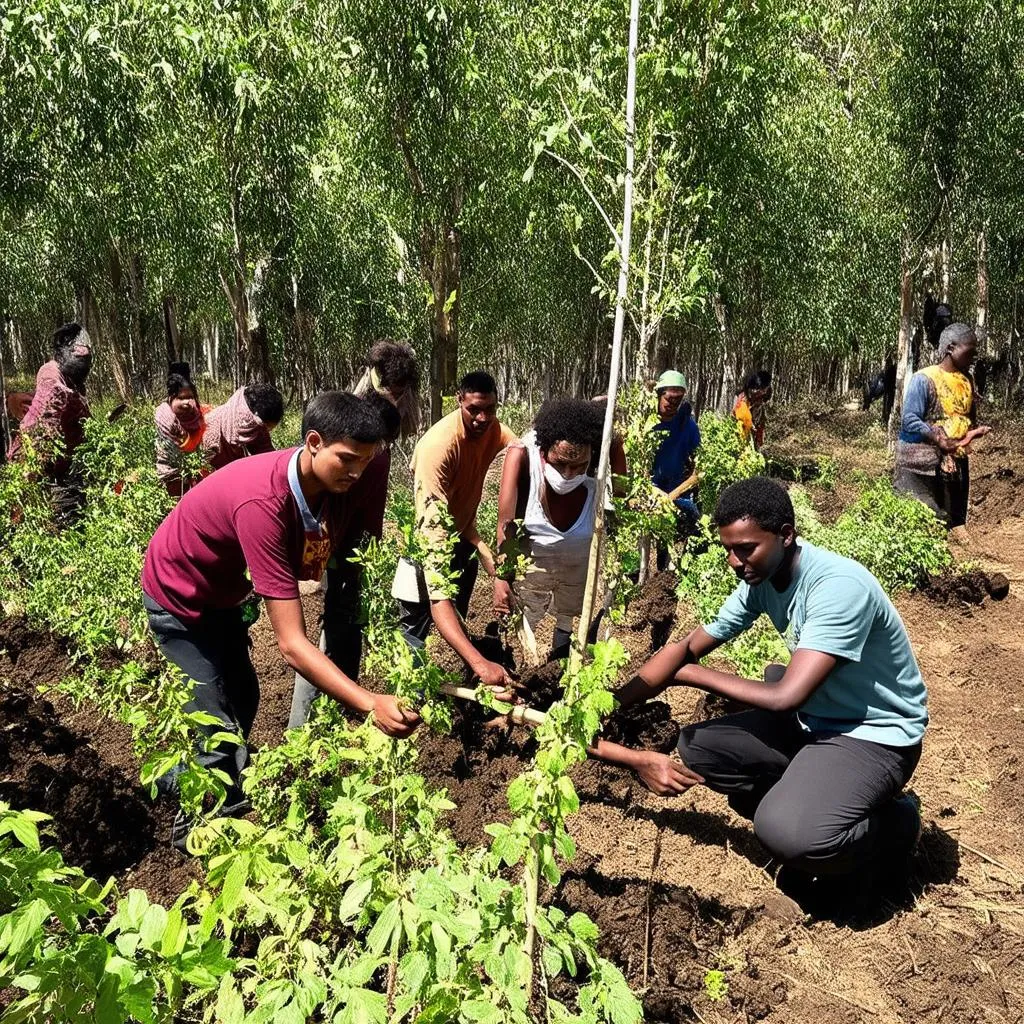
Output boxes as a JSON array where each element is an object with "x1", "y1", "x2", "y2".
[
  {"x1": 592, "y1": 477, "x2": 926, "y2": 907},
  {"x1": 142, "y1": 392, "x2": 420, "y2": 852}
]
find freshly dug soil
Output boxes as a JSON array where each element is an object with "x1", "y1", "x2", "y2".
[
  {"x1": 924, "y1": 568, "x2": 1011, "y2": 606},
  {"x1": 625, "y1": 570, "x2": 678, "y2": 652},
  {"x1": 0, "y1": 617, "x2": 166, "y2": 881}
]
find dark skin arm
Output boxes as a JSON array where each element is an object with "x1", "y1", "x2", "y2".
[
  {"x1": 590, "y1": 627, "x2": 838, "y2": 793},
  {"x1": 494, "y1": 445, "x2": 528, "y2": 615},
  {"x1": 265, "y1": 597, "x2": 420, "y2": 737}
]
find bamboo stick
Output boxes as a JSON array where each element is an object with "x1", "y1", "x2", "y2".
[{"x1": 438, "y1": 683, "x2": 547, "y2": 727}]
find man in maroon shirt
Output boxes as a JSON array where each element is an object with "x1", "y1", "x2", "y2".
[{"x1": 142, "y1": 391, "x2": 419, "y2": 851}]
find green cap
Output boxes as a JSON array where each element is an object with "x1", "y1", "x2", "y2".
[{"x1": 655, "y1": 369, "x2": 687, "y2": 392}]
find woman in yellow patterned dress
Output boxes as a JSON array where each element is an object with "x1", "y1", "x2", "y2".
[{"x1": 894, "y1": 323, "x2": 991, "y2": 530}]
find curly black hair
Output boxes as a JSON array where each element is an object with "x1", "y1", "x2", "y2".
[
  {"x1": 533, "y1": 397, "x2": 605, "y2": 453},
  {"x1": 367, "y1": 340, "x2": 420, "y2": 392},
  {"x1": 714, "y1": 477, "x2": 794, "y2": 534}
]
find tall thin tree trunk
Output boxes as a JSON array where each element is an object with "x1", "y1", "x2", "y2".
[
  {"x1": 940, "y1": 236, "x2": 951, "y2": 305},
  {"x1": 888, "y1": 248, "x2": 915, "y2": 443},
  {"x1": 976, "y1": 226, "x2": 989, "y2": 354},
  {"x1": 163, "y1": 295, "x2": 181, "y2": 364}
]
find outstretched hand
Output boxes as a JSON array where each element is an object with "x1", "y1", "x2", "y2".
[{"x1": 633, "y1": 751, "x2": 704, "y2": 796}]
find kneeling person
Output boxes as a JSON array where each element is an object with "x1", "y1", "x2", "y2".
[
  {"x1": 142, "y1": 391, "x2": 419, "y2": 850},
  {"x1": 595, "y1": 477, "x2": 926, "y2": 890}
]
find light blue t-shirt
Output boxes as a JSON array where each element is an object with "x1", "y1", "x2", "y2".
[{"x1": 704, "y1": 540, "x2": 928, "y2": 746}]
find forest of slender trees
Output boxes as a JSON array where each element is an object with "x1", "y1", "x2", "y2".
[{"x1": 2, "y1": 0, "x2": 1023, "y2": 420}]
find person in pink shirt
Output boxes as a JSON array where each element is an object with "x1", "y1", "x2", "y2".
[
  {"x1": 142, "y1": 391, "x2": 418, "y2": 851},
  {"x1": 10, "y1": 322, "x2": 93, "y2": 521},
  {"x1": 200, "y1": 382, "x2": 283, "y2": 470}
]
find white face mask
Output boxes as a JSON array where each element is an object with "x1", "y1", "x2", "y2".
[{"x1": 544, "y1": 461, "x2": 587, "y2": 495}]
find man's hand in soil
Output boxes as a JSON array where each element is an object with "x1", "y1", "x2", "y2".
[
  {"x1": 634, "y1": 751, "x2": 704, "y2": 796},
  {"x1": 370, "y1": 694, "x2": 421, "y2": 738},
  {"x1": 493, "y1": 578, "x2": 514, "y2": 616}
]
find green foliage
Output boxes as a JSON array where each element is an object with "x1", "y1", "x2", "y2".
[
  {"x1": 809, "y1": 480, "x2": 953, "y2": 593},
  {"x1": 604, "y1": 383, "x2": 677, "y2": 617},
  {"x1": 0, "y1": 803, "x2": 232, "y2": 1023},
  {"x1": 695, "y1": 411, "x2": 765, "y2": 513},
  {"x1": 0, "y1": 413, "x2": 233, "y2": 816},
  {"x1": 703, "y1": 968, "x2": 729, "y2": 1002}
]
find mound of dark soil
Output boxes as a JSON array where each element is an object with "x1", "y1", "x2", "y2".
[
  {"x1": 0, "y1": 679, "x2": 159, "y2": 878},
  {"x1": 0, "y1": 615, "x2": 180, "y2": 888},
  {"x1": 924, "y1": 568, "x2": 1010, "y2": 605},
  {"x1": 625, "y1": 570, "x2": 678, "y2": 652}
]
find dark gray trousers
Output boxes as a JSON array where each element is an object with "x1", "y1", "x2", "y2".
[
  {"x1": 144, "y1": 595, "x2": 258, "y2": 799},
  {"x1": 397, "y1": 539, "x2": 479, "y2": 649},
  {"x1": 679, "y1": 709, "x2": 921, "y2": 876},
  {"x1": 287, "y1": 566, "x2": 364, "y2": 729}
]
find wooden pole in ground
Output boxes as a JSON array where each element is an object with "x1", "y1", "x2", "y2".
[
  {"x1": 523, "y1": 0, "x2": 642, "y2": 1003},
  {"x1": 571, "y1": 0, "x2": 640, "y2": 671}
]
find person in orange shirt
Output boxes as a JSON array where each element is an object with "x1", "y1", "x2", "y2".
[
  {"x1": 733, "y1": 370, "x2": 772, "y2": 450},
  {"x1": 391, "y1": 371, "x2": 517, "y2": 692}
]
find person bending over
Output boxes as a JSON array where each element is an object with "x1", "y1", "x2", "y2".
[
  {"x1": 201, "y1": 382, "x2": 283, "y2": 471},
  {"x1": 593, "y1": 477, "x2": 926, "y2": 898},
  {"x1": 10, "y1": 322, "x2": 94, "y2": 522},
  {"x1": 142, "y1": 392, "x2": 418, "y2": 851},
  {"x1": 391, "y1": 371, "x2": 517, "y2": 692},
  {"x1": 494, "y1": 397, "x2": 604, "y2": 663},
  {"x1": 288, "y1": 342, "x2": 420, "y2": 729}
]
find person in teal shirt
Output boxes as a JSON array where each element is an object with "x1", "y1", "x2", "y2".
[{"x1": 591, "y1": 477, "x2": 925, "y2": 907}]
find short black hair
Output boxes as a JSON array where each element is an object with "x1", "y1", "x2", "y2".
[
  {"x1": 52, "y1": 322, "x2": 87, "y2": 355},
  {"x1": 362, "y1": 387, "x2": 402, "y2": 443},
  {"x1": 714, "y1": 477, "x2": 794, "y2": 534},
  {"x1": 534, "y1": 397, "x2": 604, "y2": 453},
  {"x1": 302, "y1": 391, "x2": 385, "y2": 445},
  {"x1": 742, "y1": 370, "x2": 772, "y2": 393},
  {"x1": 368, "y1": 340, "x2": 420, "y2": 393},
  {"x1": 167, "y1": 362, "x2": 197, "y2": 401},
  {"x1": 458, "y1": 370, "x2": 497, "y2": 397},
  {"x1": 243, "y1": 383, "x2": 284, "y2": 425}
]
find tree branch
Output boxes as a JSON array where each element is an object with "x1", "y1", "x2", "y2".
[{"x1": 541, "y1": 148, "x2": 622, "y2": 250}]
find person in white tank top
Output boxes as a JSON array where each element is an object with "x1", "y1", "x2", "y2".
[{"x1": 495, "y1": 398, "x2": 604, "y2": 664}]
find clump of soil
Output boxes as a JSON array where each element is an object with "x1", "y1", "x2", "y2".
[
  {"x1": 550, "y1": 862, "x2": 782, "y2": 1023},
  {"x1": 601, "y1": 700, "x2": 679, "y2": 753},
  {"x1": 0, "y1": 615, "x2": 191, "y2": 894},
  {"x1": 924, "y1": 568, "x2": 1010, "y2": 605},
  {"x1": 624, "y1": 570, "x2": 678, "y2": 652}
]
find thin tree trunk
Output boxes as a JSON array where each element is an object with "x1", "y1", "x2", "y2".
[
  {"x1": 888, "y1": 249, "x2": 915, "y2": 443},
  {"x1": 940, "y1": 236, "x2": 951, "y2": 305},
  {"x1": 105, "y1": 251, "x2": 134, "y2": 401},
  {"x1": 163, "y1": 295, "x2": 181, "y2": 365},
  {"x1": 976, "y1": 226, "x2": 989, "y2": 354}
]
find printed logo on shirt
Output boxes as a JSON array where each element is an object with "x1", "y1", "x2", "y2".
[{"x1": 299, "y1": 530, "x2": 332, "y2": 581}]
